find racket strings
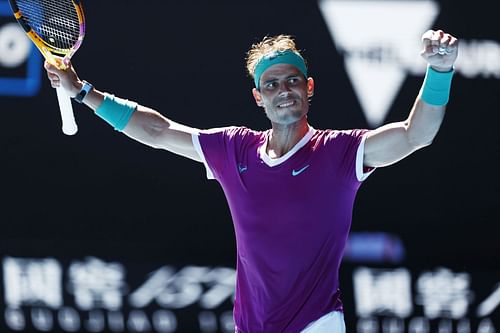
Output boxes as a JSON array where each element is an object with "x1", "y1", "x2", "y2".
[{"x1": 16, "y1": 0, "x2": 81, "y2": 51}]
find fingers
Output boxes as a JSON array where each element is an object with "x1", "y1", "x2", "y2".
[
  {"x1": 44, "y1": 59, "x2": 77, "y2": 90},
  {"x1": 421, "y1": 29, "x2": 458, "y2": 56},
  {"x1": 446, "y1": 36, "x2": 459, "y2": 55},
  {"x1": 421, "y1": 29, "x2": 458, "y2": 72},
  {"x1": 44, "y1": 61, "x2": 62, "y2": 88},
  {"x1": 44, "y1": 60, "x2": 57, "y2": 73}
]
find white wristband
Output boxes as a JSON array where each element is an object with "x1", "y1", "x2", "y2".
[{"x1": 74, "y1": 80, "x2": 93, "y2": 104}]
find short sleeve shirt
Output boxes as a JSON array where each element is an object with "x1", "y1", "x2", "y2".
[{"x1": 192, "y1": 126, "x2": 373, "y2": 333}]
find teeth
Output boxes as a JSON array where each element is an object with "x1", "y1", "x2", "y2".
[{"x1": 279, "y1": 101, "x2": 294, "y2": 108}]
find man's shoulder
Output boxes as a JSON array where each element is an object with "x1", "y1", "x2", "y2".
[
  {"x1": 310, "y1": 128, "x2": 370, "y2": 151},
  {"x1": 313, "y1": 128, "x2": 368, "y2": 139},
  {"x1": 202, "y1": 125, "x2": 263, "y2": 135},
  {"x1": 199, "y1": 126, "x2": 267, "y2": 146}
]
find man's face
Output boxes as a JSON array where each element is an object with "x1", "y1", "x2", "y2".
[{"x1": 253, "y1": 64, "x2": 314, "y2": 126}]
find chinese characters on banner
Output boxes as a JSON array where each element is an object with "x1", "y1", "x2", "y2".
[
  {"x1": 352, "y1": 267, "x2": 499, "y2": 333},
  {"x1": 2, "y1": 257, "x2": 236, "y2": 333},
  {"x1": 1, "y1": 257, "x2": 499, "y2": 332}
]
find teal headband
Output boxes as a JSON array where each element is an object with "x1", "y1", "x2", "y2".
[{"x1": 253, "y1": 50, "x2": 308, "y2": 89}]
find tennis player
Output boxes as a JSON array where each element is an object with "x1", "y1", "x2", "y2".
[{"x1": 45, "y1": 29, "x2": 458, "y2": 333}]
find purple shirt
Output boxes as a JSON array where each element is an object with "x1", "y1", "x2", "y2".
[{"x1": 192, "y1": 126, "x2": 373, "y2": 333}]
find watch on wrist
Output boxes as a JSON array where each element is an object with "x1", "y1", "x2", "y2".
[{"x1": 74, "y1": 80, "x2": 93, "y2": 104}]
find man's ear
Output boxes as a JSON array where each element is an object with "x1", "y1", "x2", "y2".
[
  {"x1": 252, "y1": 88, "x2": 264, "y2": 107},
  {"x1": 307, "y1": 77, "x2": 315, "y2": 98}
]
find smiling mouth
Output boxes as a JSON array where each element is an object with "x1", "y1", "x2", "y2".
[{"x1": 277, "y1": 100, "x2": 296, "y2": 108}]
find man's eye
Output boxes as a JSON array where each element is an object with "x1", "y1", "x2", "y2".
[
  {"x1": 288, "y1": 77, "x2": 299, "y2": 84},
  {"x1": 265, "y1": 82, "x2": 277, "y2": 89}
]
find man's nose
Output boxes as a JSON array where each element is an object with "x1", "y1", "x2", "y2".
[{"x1": 278, "y1": 81, "x2": 292, "y2": 94}]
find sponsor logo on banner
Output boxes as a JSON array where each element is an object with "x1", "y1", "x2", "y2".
[{"x1": 319, "y1": 0, "x2": 500, "y2": 127}]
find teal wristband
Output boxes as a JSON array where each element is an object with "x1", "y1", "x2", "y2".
[
  {"x1": 95, "y1": 94, "x2": 137, "y2": 131},
  {"x1": 421, "y1": 66, "x2": 454, "y2": 106}
]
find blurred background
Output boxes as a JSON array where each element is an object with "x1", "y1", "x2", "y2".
[{"x1": 0, "y1": 0, "x2": 499, "y2": 332}]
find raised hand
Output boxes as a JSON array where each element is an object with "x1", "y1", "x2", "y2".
[{"x1": 420, "y1": 29, "x2": 459, "y2": 72}]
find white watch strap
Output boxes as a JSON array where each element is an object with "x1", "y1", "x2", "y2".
[{"x1": 74, "y1": 80, "x2": 93, "y2": 104}]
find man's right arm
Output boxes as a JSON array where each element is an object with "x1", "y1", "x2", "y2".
[{"x1": 44, "y1": 61, "x2": 202, "y2": 162}]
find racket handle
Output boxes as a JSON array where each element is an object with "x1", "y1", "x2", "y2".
[{"x1": 56, "y1": 87, "x2": 78, "y2": 135}]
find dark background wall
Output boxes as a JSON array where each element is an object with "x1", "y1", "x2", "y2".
[{"x1": 0, "y1": 0, "x2": 499, "y2": 332}]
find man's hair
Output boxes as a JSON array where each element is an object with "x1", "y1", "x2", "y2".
[{"x1": 246, "y1": 35, "x2": 306, "y2": 79}]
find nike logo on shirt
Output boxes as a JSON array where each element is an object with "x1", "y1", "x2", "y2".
[
  {"x1": 238, "y1": 164, "x2": 248, "y2": 174},
  {"x1": 292, "y1": 165, "x2": 310, "y2": 176}
]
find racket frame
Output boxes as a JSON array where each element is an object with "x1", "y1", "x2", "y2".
[{"x1": 9, "y1": 0, "x2": 85, "y2": 69}]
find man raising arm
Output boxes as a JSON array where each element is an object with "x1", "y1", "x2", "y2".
[
  {"x1": 44, "y1": 61, "x2": 202, "y2": 162},
  {"x1": 44, "y1": 29, "x2": 458, "y2": 333},
  {"x1": 364, "y1": 29, "x2": 458, "y2": 167}
]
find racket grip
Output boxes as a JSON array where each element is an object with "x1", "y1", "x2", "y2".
[{"x1": 56, "y1": 87, "x2": 78, "y2": 135}]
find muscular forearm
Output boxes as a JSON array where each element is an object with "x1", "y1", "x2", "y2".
[
  {"x1": 364, "y1": 103, "x2": 444, "y2": 168},
  {"x1": 405, "y1": 94, "x2": 446, "y2": 148},
  {"x1": 71, "y1": 81, "x2": 177, "y2": 142},
  {"x1": 69, "y1": 79, "x2": 201, "y2": 161},
  {"x1": 405, "y1": 61, "x2": 454, "y2": 147},
  {"x1": 123, "y1": 105, "x2": 200, "y2": 158},
  {"x1": 364, "y1": 62, "x2": 455, "y2": 168}
]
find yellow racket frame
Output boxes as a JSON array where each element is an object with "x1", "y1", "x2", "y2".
[{"x1": 11, "y1": 0, "x2": 85, "y2": 70}]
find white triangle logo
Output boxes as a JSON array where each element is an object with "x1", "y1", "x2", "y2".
[{"x1": 318, "y1": 0, "x2": 440, "y2": 127}]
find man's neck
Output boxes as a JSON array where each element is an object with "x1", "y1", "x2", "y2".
[{"x1": 266, "y1": 119, "x2": 310, "y2": 159}]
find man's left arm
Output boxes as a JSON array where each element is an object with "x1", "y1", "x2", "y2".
[{"x1": 363, "y1": 29, "x2": 458, "y2": 168}]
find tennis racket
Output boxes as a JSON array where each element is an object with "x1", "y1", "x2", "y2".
[{"x1": 8, "y1": 0, "x2": 86, "y2": 135}]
